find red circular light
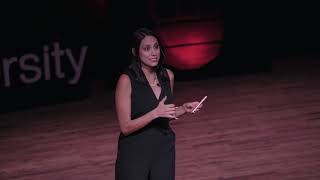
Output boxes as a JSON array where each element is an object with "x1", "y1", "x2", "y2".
[{"x1": 155, "y1": 20, "x2": 223, "y2": 70}]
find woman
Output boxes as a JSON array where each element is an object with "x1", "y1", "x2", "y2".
[{"x1": 115, "y1": 27, "x2": 203, "y2": 180}]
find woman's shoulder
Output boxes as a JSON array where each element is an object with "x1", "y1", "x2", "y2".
[
  {"x1": 118, "y1": 73, "x2": 130, "y2": 80},
  {"x1": 117, "y1": 73, "x2": 131, "y2": 86},
  {"x1": 165, "y1": 68, "x2": 174, "y2": 80},
  {"x1": 115, "y1": 73, "x2": 132, "y2": 96},
  {"x1": 115, "y1": 68, "x2": 132, "y2": 82}
]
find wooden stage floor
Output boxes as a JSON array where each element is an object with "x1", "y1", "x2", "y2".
[{"x1": 1, "y1": 56, "x2": 320, "y2": 180}]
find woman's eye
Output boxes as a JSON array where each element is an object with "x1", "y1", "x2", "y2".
[{"x1": 144, "y1": 47, "x2": 150, "y2": 51}]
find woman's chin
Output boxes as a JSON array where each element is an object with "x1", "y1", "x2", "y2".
[
  {"x1": 150, "y1": 61, "x2": 159, "y2": 67},
  {"x1": 141, "y1": 62, "x2": 158, "y2": 68}
]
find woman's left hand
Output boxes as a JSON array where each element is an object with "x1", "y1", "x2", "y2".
[{"x1": 182, "y1": 101, "x2": 203, "y2": 114}]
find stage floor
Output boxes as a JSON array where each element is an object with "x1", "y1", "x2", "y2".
[{"x1": 1, "y1": 55, "x2": 320, "y2": 180}]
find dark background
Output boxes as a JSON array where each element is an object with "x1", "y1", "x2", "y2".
[{"x1": 0, "y1": 0, "x2": 318, "y2": 113}]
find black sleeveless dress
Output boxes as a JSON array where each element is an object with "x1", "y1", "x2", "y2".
[{"x1": 115, "y1": 68, "x2": 176, "y2": 180}]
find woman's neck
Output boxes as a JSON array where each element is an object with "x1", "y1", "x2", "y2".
[{"x1": 141, "y1": 64, "x2": 155, "y2": 77}]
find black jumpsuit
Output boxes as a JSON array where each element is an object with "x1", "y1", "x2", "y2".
[{"x1": 115, "y1": 68, "x2": 175, "y2": 180}]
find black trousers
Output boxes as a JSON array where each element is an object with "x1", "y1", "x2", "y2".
[{"x1": 115, "y1": 127, "x2": 175, "y2": 180}]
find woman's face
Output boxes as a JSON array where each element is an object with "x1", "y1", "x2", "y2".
[{"x1": 138, "y1": 35, "x2": 160, "y2": 68}]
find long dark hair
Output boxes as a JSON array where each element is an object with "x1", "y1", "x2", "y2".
[{"x1": 128, "y1": 27, "x2": 169, "y2": 83}]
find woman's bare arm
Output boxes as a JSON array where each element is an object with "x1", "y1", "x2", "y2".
[{"x1": 166, "y1": 68, "x2": 187, "y2": 118}]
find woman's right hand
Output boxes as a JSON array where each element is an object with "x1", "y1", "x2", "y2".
[{"x1": 153, "y1": 96, "x2": 176, "y2": 119}]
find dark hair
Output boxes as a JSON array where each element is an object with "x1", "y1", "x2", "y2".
[{"x1": 128, "y1": 27, "x2": 169, "y2": 83}]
